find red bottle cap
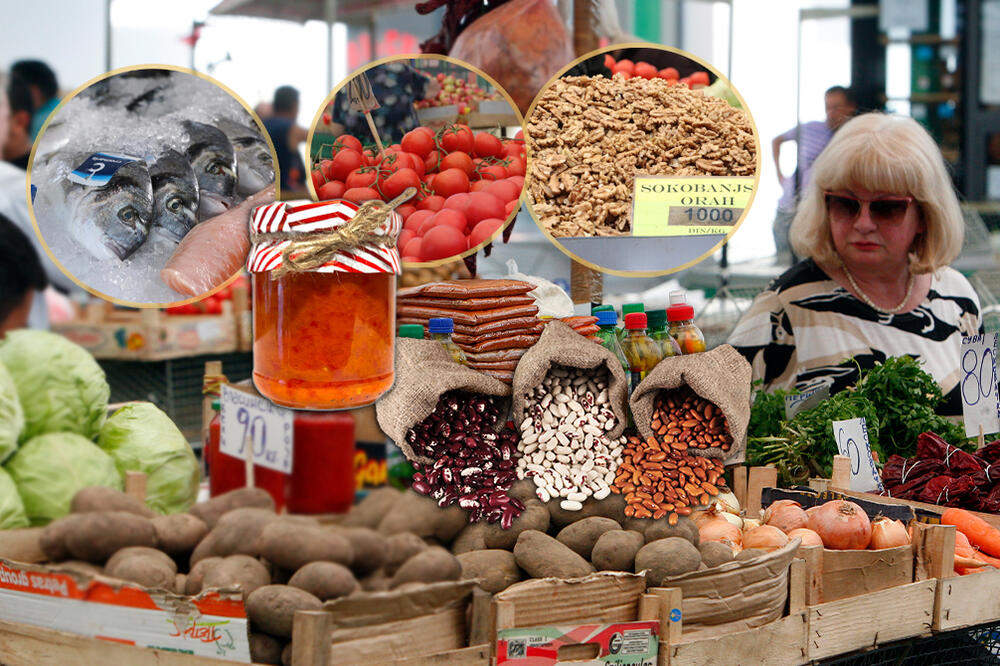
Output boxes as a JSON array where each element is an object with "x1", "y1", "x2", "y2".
[
  {"x1": 624, "y1": 312, "x2": 647, "y2": 329},
  {"x1": 667, "y1": 304, "x2": 694, "y2": 321}
]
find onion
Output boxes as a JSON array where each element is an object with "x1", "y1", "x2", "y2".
[
  {"x1": 693, "y1": 505, "x2": 742, "y2": 530},
  {"x1": 805, "y1": 505, "x2": 821, "y2": 518},
  {"x1": 870, "y1": 517, "x2": 910, "y2": 549},
  {"x1": 787, "y1": 528, "x2": 824, "y2": 547},
  {"x1": 741, "y1": 518, "x2": 762, "y2": 532},
  {"x1": 699, "y1": 512, "x2": 742, "y2": 547},
  {"x1": 808, "y1": 500, "x2": 872, "y2": 550},
  {"x1": 764, "y1": 500, "x2": 809, "y2": 534},
  {"x1": 743, "y1": 525, "x2": 790, "y2": 552},
  {"x1": 715, "y1": 489, "x2": 741, "y2": 514}
]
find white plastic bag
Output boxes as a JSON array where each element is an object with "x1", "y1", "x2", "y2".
[{"x1": 506, "y1": 260, "x2": 574, "y2": 318}]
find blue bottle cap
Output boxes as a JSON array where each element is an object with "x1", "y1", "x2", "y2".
[
  {"x1": 428, "y1": 317, "x2": 454, "y2": 334},
  {"x1": 596, "y1": 310, "x2": 618, "y2": 326}
]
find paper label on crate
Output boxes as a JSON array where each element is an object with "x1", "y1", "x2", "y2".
[
  {"x1": 960, "y1": 333, "x2": 1000, "y2": 438},
  {"x1": 220, "y1": 384, "x2": 293, "y2": 474},
  {"x1": 497, "y1": 620, "x2": 658, "y2": 665},
  {"x1": 832, "y1": 417, "x2": 883, "y2": 493},
  {"x1": 348, "y1": 72, "x2": 380, "y2": 112},
  {"x1": 631, "y1": 176, "x2": 753, "y2": 237},
  {"x1": 783, "y1": 384, "x2": 830, "y2": 420},
  {"x1": 67, "y1": 152, "x2": 142, "y2": 187},
  {"x1": 0, "y1": 558, "x2": 250, "y2": 661}
]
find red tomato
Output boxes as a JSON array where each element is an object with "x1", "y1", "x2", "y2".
[
  {"x1": 401, "y1": 151, "x2": 426, "y2": 177},
  {"x1": 504, "y1": 199, "x2": 518, "y2": 216},
  {"x1": 382, "y1": 168, "x2": 421, "y2": 200},
  {"x1": 507, "y1": 175, "x2": 525, "y2": 189},
  {"x1": 659, "y1": 67, "x2": 680, "y2": 80},
  {"x1": 485, "y1": 179, "x2": 521, "y2": 202},
  {"x1": 477, "y1": 164, "x2": 507, "y2": 181},
  {"x1": 426, "y1": 208, "x2": 468, "y2": 235},
  {"x1": 421, "y1": 173, "x2": 435, "y2": 187},
  {"x1": 398, "y1": 229, "x2": 416, "y2": 250},
  {"x1": 334, "y1": 135, "x2": 363, "y2": 153},
  {"x1": 310, "y1": 170, "x2": 326, "y2": 192},
  {"x1": 424, "y1": 150, "x2": 442, "y2": 173},
  {"x1": 604, "y1": 54, "x2": 616, "y2": 69},
  {"x1": 502, "y1": 141, "x2": 525, "y2": 160},
  {"x1": 362, "y1": 149, "x2": 378, "y2": 166},
  {"x1": 396, "y1": 203, "x2": 416, "y2": 220},
  {"x1": 320, "y1": 159, "x2": 335, "y2": 181},
  {"x1": 417, "y1": 195, "x2": 445, "y2": 212},
  {"x1": 689, "y1": 71, "x2": 710, "y2": 86},
  {"x1": 318, "y1": 180, "x2": 346, "y2": 200},
  {"x1": 405, "y1": 209, "x2": 434, "y2": 232},
  {"x1": 464, "y1": 192, "x2": 504, "y2": 225},
  {"x1": 677, "y1": 78, "x2": 691, "y2": 88},
  {"x1": 433, "y1": 168, "x2": 470, "y2": 198},
  {"x1": 342, "y1": 187, "x2": 383, "y2": 203},
  {"x1": 345, "y1": 167, "x2": 378, "y2": 190},
  {"x1": 401, "y1": 129, "x2": 436, "y2": 157},
  {"x1": 442, "y1": 193, "x2": 470, "y2": 213},
  {"x1": 401, "y1": 255, "x2": 421, "y2": 263},
  {"x1": 515, "y1": 129, "x2": 523, "y2": 141},
  {"x1": 421, "y1": 225, "x2": 468, "y2": 261},
  {"x1": 505, "y1": 156, "x2": 526, "y2": 177},
  {"x1": 402, "y1": 236, "x2": 423, "y2": 258},
  {"x1": 440, "y1": 151, "x2": 475, "y2": 176},
  {"x1": 330, "y1": 150, "x2": 363, "y2": 182},
  {"x1": 634, "y1": 62, "x2": 658, "y2": 79},
  {"x1": 614, "y1": 59, "x2": 635, "y2": 75},
  {"x1": 469, "y1": 218, "x2": 504, "y2": 248},
  {"x1": 439, "y1": 124, "x2": 474, "y2": 154},
  {"x1": 379, "y1": 153, "x2": 409, "y2": 175},
  {"x1": 473, "y1": 133, "x2": 504, "y2": 159},
  {"x1": 612, "y1": 65, "x2": 633, "y2": 79},
  {"x1": 470, "y1": 180, "x2": 491, "y2": 193},
  {"x1": 322, "y1": 113, "x2": 331, "y2": 125}
]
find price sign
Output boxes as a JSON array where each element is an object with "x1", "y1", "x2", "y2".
[
  {"x1": 960, "y1": 333, "x2": 1000, "y2": 438},
  {"x1": 348, "y1": 73, "x2": 380, "y2": 112},
  {"x1": 783, "y1": 384, "x2": 830, "y2": 420},
  {"x1": 631, "y1": 175, "x2": 753, "y2": 237},
  {"x1": 67, "y1": 152, "x2": 141, "y2": 187},
  {"x1": 220, "y1": 385, "x2": 293, "y2": 474},
  {"x1": 832, "y1": 417, "x2": 882, "y2": 493}
]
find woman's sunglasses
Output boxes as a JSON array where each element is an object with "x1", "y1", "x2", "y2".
[{"x1": 824, "y1": 192, "x2": 915, "y2": 226}]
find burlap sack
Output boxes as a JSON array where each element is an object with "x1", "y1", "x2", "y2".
[
  {"x1": 511, "y1": 320, "x2": 629, "y2": 438},
  {"x1": 376, "y1": 337, "x2": 511, "y2": 466},
  {"x1": 630, "y1": 344, "x2": 751, "y2": 463}
]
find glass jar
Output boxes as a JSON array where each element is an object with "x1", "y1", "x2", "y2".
[{"x1": 249, "y1": 199, "x2": 400, "y2": 410}]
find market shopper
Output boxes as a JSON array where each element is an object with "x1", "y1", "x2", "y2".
[
  {"x1": 0, "y1": 213, "x2": 48, "y2": 337},
  {"x1": 329, "y1": 62, "x2": 439, "y2": 144},
  {"x1": 262, "y1": 85, "x2": 308, "y2": 193},
  {"x1": 729, "y1": 113, "x2": 979, "y2": 416},
  {"x1": 10, "y1": 60, "x2": 59, "y2": 141}
]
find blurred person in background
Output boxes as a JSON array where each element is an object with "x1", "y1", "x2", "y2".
[
  {"x1": 10, "y1": 60, "x2": 59, "y2": 141},
  {"x1": 3, "y1": 74, "x2": 34, "y2": 169},
  {"x1": 0, "y1": 213, "x2": 48, "y2": 337},
  {"x1": 772, "y1": 86, "x2": 857, "y2": 263},
  {"x1": 263, "y1": 85, "x2": 308, "y2": 193}
]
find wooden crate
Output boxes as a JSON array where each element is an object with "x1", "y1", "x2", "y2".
[
  {"x1": 934, "y1": 567, "x2": 1000, "y2": 632},
  {"x1": 53, "y1": 301, "x2": 238, "y2": 361}
]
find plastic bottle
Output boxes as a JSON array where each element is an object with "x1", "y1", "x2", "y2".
[
  {"x1": 618, "y1": 302, "x2": 645, "y2": 341},
  {"x1": 206, "y1": 400, "x2": 288, "y2": 511},
  {"x1": 594, "y1": 309, "x2": 629, "y2": 374},
  {"x1": 647, "y1": 309, "x2": 682, "y2": 358},
  {"x1": 621, "y1": 312, "x2": 663, "y2": 393},
  {"x1": 398, "y1": 324, "x2": 425, "y2": 339},
  {"x1": 428, "y1": 318, "x2": 468, "y2": 365},
  {"x1": 667, "y1": 291, "x2": 707, "y2": 354},
  {"x1": 591, "y1": 304, "x2": 614, "y2": 315}
]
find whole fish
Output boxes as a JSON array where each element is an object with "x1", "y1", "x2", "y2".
[
  {"x1": 216, "y1": 117, "x2": 275, "y2": 196},
  {"x1": 182, "y1": 120, "x2": 238, "y2": 219},
  {"x1": 149, "y1": 149, "x2": 199, "y2": 242}
]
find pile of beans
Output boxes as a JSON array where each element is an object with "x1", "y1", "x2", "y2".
[
  {"x1": 408, "y1": 391, "x2": 524, "y2": 526},
  {"x1": 515, "y1": 365, "x2": 626, "y2": 511},
  {"x1": 651, "y1": 385, "x2": 733, "y2": 451}
]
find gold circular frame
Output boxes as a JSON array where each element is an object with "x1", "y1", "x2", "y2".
[
  {"x1": 25, "y1": 63, "x2": 281, "y2": 308},
  {"x1": 304, "y1": 53, "x2": 527, "y2": 269},
  {"x1": 521, "y1": 43, "x2": 763, "y2": 278}
]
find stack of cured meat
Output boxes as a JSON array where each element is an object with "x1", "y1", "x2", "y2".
[{"x1": 397, "y1": 280, "x2": 542, "y2": 383}]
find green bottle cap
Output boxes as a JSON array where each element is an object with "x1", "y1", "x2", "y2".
[
  {"x1": 398, "y1": 324, "x2": 425, "y2": 339},
  {"x1": 591, "y1": 304, "x2": 614, "y2": 314},
  {"x1": 211, "y1": 400, "x2": 220, "y2": 411},
  {"x1": 647, "y1": 309, "x2": 667, "y2": 328},
  {"x1": 622, "y1": 302, "x2": 644, "y2": 316}
]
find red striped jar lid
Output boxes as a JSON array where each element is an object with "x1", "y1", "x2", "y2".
[{"x1": 247, "y1": 199, "x2": 402, "y2": 274}]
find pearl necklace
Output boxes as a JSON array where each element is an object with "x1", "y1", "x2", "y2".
[{"x1": 842, "y1": 266, "x2": 914, "y2": 315}]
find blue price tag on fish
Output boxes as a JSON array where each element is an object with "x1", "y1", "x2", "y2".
[{"x1": 67, "y1": 152, "x2": 141, "y2": 187}]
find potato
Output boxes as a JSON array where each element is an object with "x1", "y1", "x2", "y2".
[
  {"x1": 644, "y1": 517, "x2": 699, "y2": 546},
  {"x1": 451, "y1": 523, "x2": 489, "y2": 555},
  {"x1": 202, "y1": 555, "x2": 271, "y2": 599},
  {"x1": 246, "y1": 585, "x2": 322, "y2": 638},
  {"x1": 71, "y1": 487, "x2": 154, "y2": 518},
  {"x1": 190, "y1": 508, "x2": 279, "y2": 565},
  {"x1": 39, "y1": 516, "x2": 74, "y2": 561},
  {"x1": 106, "y1": 554, "x2": 176, "y2": 589},
  {"x1": 54, "y1": 560, "x2": 103, "y2": 577},
  {"x1": 186, "y1": 557, "x2": 223, "y2": 595},
  {"x1": 342, "y1": 486, "x2": 402, "y2": 528},
  {"x1": 359, "y1": 569, "x2": 391, "y2": 592},
  {"x1": 390, "y1": 547, "x2": 461, "y2": 588},
  {"x1": 699, "y1": 541, "x2": 735, "y2": 568},
  {"x1": 106, "y1": 547, "x2": 176, "y2": 575},
  {"x1": 189, "y1": 488, "x2": 275, "y2": 530},
  {"x1": 635, "y1": 538, "x2": 701, "y2": 586},
  {"x1": 383, "y1": 533, "x2": 427, "y2": 576},
  {"x1": 250, "y1": 633, "x2": 284, "y2": 665},
  {"x1": 506, "y1": 479, "x2": 539, "y2": 505},
  {"x1": 152, "y1": 514, "x2": 208, "y2": 555},
  {"x1": 377, "y1": 490, "x2": 467, "y2": 542},
  {"x1": 591, "y1": 530, "x2": 644, "y2": 572},
  {"x1": 175, "y1": 574, "x2": 187, "y2": 594},
  {"x1": 483, "y1": 500, "x2": 549, "y2": 551},
  {"x1": 457, "y1": 550, "x2": 522, "y2": 593},
  {"x1": 513, "y1": 531, "x2": 595, "y2": 579},
  {"x1": 339, "y1": 527, "x2": 387, "y2": 576},
  {"x1": 556, "y1": 517, "x2": 621, "y2": 560},
  {"x1": 281, "y1": 642, "x2": 293, "y2": 666},
  {"x1": 64, "y1": 512, "x2": 156, "y2": 563},
  {"x1": 547, "y1": 493, "x2": 627, "y2": 529},
  {"x1": 736, "y1": 548, "x2": 767, "y2": 561},
  {"x1": 289, "y1": 562, "x2": 357, "y2": 601},
  {"x1": 254, "y1": 522, "x2": 353, "y2": 571}
]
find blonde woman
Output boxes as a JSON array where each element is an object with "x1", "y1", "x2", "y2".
[{"x1": 728, "y1": 114, "x2": 981, "y2": 414}]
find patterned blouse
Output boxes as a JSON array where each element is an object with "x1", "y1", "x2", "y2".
[
  {"x1": 332, "y1": 63, "x2": 430, "y2": 145},
  {"x1": 728, "y1": 259, "x2": 982, "y2": 416}
]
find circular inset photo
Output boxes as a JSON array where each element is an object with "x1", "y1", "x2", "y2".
[
  {"x1": 29, "y1": 66, "x2": 278, "y2": 305},
  {"x1": 306, "y1": 55, "x2": 526, "y2": 267},
  {"x1": 524, "y1": 45, "x2": 761, "y2": 276}
]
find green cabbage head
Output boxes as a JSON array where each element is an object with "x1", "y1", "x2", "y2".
[
  {"x1": 0, "y1": 360, "x2": 24, "y2": 463},
  {"x1": 0, "y1": 467, "x2": 28, "y2": 529}
]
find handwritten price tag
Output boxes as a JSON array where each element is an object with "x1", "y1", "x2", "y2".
[
  {"x1": 220, "y1": 385, "x2": 293, "y2": 474},
  {"x1": 832, "y1": 417, "x2": 883, "y2": 493},
  {"x1": 960, "y1": 333, "x2": 1000, "y2": 438},
  {"x1": 348, "y1": 72, "x2": 380, "y2": 112}
]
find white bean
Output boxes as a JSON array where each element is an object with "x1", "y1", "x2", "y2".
[
  {"x1": 560, "y1": 500, "x2": 583, "y2": 511},
  {"x1": 567, "y1": 491, "x2": 587, "y2": 502},
  {"x1": 593, "y1": 486, "x2": 611, "y2": 500}
]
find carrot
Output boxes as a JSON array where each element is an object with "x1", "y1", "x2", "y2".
[
  {"x1": 975, "y1": 551, "x2": 1000, "y2": 568},
  {"x1": 941, "y1": 508, "x2": 1000, "y2": 558},
  {"x1": 956, "y1": 565, "x2": 990, "y2": 576},
  {"x1": 954, "y1": 553, "x2": 991, "y2": 569}
]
